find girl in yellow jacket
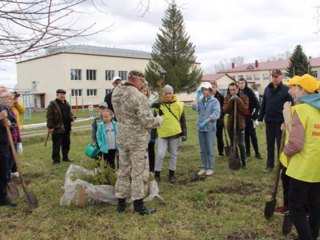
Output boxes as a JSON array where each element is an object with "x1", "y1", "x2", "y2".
[{"x1": 152, "y1": 85, "x2": 187, "y2": 184}]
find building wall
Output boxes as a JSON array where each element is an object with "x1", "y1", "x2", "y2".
[{"x1": 17, "y1": 53, "x2": 150, "y2": 108}]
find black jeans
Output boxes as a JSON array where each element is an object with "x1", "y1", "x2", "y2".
[
  {"x1": 148, "y1": 141, "x2": 155, "y2": 172},
  {"x1": 216, "y1": 118, "x2": 224, "y2": 155},
  {"x1": 0, "y1": 144, "x2": 10, "y2": 199},
  {"x1": 244, "y1": 117, "x2": 260, "y2": 155},
  {"x1": 102, "y1": 149, "x2": 116, "y2": 169},
  {"x1": 265, "y1": 122, "x2": 282, "y2": 168},
  {"x1": 289, "y1": 178, "x2": 320, "y2": 240},
  {"x1": 52, "y1": 131, "x2": 71, "y2": 162}
]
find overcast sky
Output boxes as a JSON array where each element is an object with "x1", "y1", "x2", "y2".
[{"x1": 1, "y1": 0, "x2": 320, "y2": 88}]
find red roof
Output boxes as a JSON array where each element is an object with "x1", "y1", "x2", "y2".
[
  {"x1": 202, "y1": 73, "x2": 235, "y2": 82},
  {"x1": 217, "y1": 57, "x2": 320, "y2": 74}
]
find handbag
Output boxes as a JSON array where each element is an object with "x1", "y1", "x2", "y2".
[{"x1": 85, "y1": 143, "x2": 100, "y2": 159}]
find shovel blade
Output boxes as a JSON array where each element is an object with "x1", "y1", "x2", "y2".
[
  {"x1": 7, "y1": 182, "x2": 20, "y2": 199},
  {"x1": 24, "y1": 191, "x2": 39, "y2": 209},
  {"x1": 264, "y1": 198, "x2": 276, "y2": 219}
]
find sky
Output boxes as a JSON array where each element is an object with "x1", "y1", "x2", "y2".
[{"x1": 1, "y1": 0, "x2": 320, "y2": 88}]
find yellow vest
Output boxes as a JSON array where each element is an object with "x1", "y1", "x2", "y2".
[
  {"x1": 280, "y1": 130, "x2": 290, "y2": 167},
  {"x1": 157, "y1": 100, "x2": 184, "y2": 138},
  {"x1": 285, "y1": 103, "x2": 320, "y2": 182}
]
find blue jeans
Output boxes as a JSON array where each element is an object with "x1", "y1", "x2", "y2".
[{"x1": 198, "y1": 130, "x2": 216, "y2": 170}]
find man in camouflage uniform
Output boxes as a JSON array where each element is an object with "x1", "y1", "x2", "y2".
[{"x1": 112, "y1": 70, "x2": 163, "y2": 215}]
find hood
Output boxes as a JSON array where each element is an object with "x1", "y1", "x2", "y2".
[{"x1": 298, "y1": 94, "x2": 320, "y2": 110}]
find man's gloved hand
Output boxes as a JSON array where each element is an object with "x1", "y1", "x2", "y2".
[
  {"x1": 154, "y1": 116, "x2": 164, "y2": 126},
  {"x1": 181, "y1": 136, "x2": 187, "y2": 142},
  {"x1": 17, "y1": 142, "x2": 23, "y2": 155},
  {"x1": 199, "y1": 118, "x2": 210, "y2": 128},
  {"x1": 231, "y1": 95, "x2": 238, "y2": 101}
]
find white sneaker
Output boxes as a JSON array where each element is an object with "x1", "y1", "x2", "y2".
[
  {"x1": 197, "y1": 169, "x2": 206, "y2": 176},
  {"x1": 206, "y1": 170, "x2": 214, "y2": 176}
]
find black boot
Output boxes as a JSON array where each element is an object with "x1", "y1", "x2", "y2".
[
  {"x1": 117, "y1": 198, "x2": 126, "y2": 213},
  {"x1": 133, "y1": 199, "x2": 155, "y2": 215},
  {"x1": 168, "y1": 170, "x2": 175, "y2": 184},
  {"x1": 0, "y1": 197, "x2": 17, "y2": 207},
  {"x1": 155, "y1": 171, "x2": 161, "y2": 183}
]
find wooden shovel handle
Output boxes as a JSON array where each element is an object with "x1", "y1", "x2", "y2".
[
  {"x1": 44, "y1": 132, "x2": 51, "y2": 147},
  {"x1": 5, "y1": 125, "x2": 27, "y2": 189}
]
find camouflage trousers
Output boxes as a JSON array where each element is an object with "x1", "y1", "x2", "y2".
[{"x1": 115, "y1": 143, "x2": 149, "y2": 201}]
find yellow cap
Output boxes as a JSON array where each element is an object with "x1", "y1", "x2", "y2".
[
  {"x1": 284, "y1": 75, "x2": 300, "y2": 86},
  {"x1": 296, "y1": 74, "x2": 319, "y2": 93}
]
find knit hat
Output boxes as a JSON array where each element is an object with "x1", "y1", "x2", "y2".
[
  {"x1": 112, "y1": 76, "x2": 121, "y2": 83},
  {"x1": 284, "y1": 76, "x2": 300, "y2": 86},
  {"x1": 98, "y1": 101, "x2": 108, "y2": 109},
  {"x1": 296, "y1": 74, "x2": 319, "y2": 93},
  {"x1": 163, "y1": 84, "x2": 174, "y2": 93},
  {"x1": 56, "y1": 89, "x2": 66, "y2": 94}
]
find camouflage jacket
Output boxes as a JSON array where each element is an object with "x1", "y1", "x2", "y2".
[{"x1": 112, "y1": 83, "x2": 160, "y2": 146}]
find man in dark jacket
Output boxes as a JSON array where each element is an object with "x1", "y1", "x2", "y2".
[
  {"x1": 46, "y1": 89, "x2": 75, "y2": 164},
  {"x1": 211, "y1": 81, "x2": 225, "y2": 156},
  {"x1": 238, "y1": 78, "x2": 262, "y2": 159},
  {"x1": 258, "y1": 69, "x2": 294, "y2": 172}
]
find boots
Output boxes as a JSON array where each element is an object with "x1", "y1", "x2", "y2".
[
  {"x1": 133, "y1": 199, "x2": 155, "y2": 215},
  {"x1": 168, "y1": 170, "x2": 175, "y2": 184},
  {"x1": 0, "y1": 197, "x2": 17, "y2": 207},
  {"x1": 117, "y1": 198, "x2": 127, "y2": 213},
  {"x1": 155, "y1": 171, "x2": 161, "y2": 183}
]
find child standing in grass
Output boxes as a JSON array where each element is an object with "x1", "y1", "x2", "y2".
[
  {"x1": 192, "y1": 82, "x2": 221, "y2": 176},
  {"x1": 96, "y1": 109, "x2": 118, "y2": 169}
]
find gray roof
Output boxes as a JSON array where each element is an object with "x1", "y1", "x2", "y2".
[{"x1": 46, "y1": 45, "x2": 151, "y2": 59}]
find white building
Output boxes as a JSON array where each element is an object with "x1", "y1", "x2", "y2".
[{"x1": 17, "y1": 45, "x2": 152, "y2": 108}]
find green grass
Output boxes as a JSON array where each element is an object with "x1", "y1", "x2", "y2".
[{"x1": 0, "y1": 107, "x2": 297, "y2": 240}]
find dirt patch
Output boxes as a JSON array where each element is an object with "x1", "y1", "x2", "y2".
[{"x1": 208, "y1": 182, "x2": 260, "y2": 195}]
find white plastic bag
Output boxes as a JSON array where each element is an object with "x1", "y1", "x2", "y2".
[{"x1": 60, "y1": 164, "x2": 163, "y2": 206}]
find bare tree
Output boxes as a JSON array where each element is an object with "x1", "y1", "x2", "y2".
[
  {"x1": 0, "y1": 0, "x2": 149, "y2": 60},
  {"x1": 214, "y1": 56, "x2": 245, "y2": 72}
]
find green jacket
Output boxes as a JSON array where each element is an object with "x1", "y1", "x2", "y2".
[{"x1": 46, "y1": 99, "x2": 73, "y2": 133}]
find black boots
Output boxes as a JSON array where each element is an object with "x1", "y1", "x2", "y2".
[
  {"x1": 155, "y1": 171, "x2": 161, "y2": 183},
  {"x1": 0, "y1": 197, "x2": 17, "y2": 207},
  {"x1": 133, "y1": 199, "x2": 155, "y2": 215},
  {"x1": 117, "y1": 198, "x2": 127, "y2": 213},
  {"x1": 169, "y1": 170, "x2": 175, "y2": 184}
]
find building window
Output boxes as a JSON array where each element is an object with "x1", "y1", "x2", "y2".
[
  {"x1": 105, "y1": 70, "x2": 115, "y2": 80},
  {"x1": 263, "y1": 73, "x2": 269, "y2": 80},
  {"x1": 311, "y1": 71, "x2": 318, "y2": 78},
  {"x1": 71, "y1": 89, "x2": 82, "y2": 96},
  {"x1": 254, "y1": 74, "x2": 260, "y2": 81},
  {"x1": 71, "y1": 69, "x2": 82, "y2": 80},
  {"x1": 246, "y1": 75, "x2": 252, "y2": 81},
  {"x1": 86, "y1": 69, "x2": 97, "y2": 80},
  {"x1": 118, "y1": 71, "x2": 127, "y2": 80},
  {"x1": 87, "y1": 89, "x2": 97, "y2": 96},
  {"x1": 237, "y1": 75, "x2": 244, "y2": 80}
]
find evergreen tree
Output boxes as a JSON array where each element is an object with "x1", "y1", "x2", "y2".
[
  {"x1": 145, "y1": 1, "x2": 202, "y2": 93},
  {"x1": 285, "y1": 45, "x2": 311, "y2": 77}
]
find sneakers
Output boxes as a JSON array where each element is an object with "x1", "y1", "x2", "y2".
[
  {"x1": 263, "y1": 167, "x2": 273, "y2": 173},
  {"x1": 274, "y1": 206, "x2": 288, "y2": 214},
  {"x1": 197, "y1": 169, "x2": 206, "y2": 176},
  {"x1": 205, "y1": 170, "x2": 214, "y2": 176}
]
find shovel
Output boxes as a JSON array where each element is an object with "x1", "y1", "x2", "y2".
[
  {"x1": 264, "y1": 130, "x2": 286, "y2": 219},
  {"x1": 228, "y1": 100, "x2": 241, "y2": 170},
  {"x1": 44, "y1": 132, "x2": 50, "y2": 147},
  {"x1": 5, "y1": 125, "x2": 39, "y2": 210}
]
